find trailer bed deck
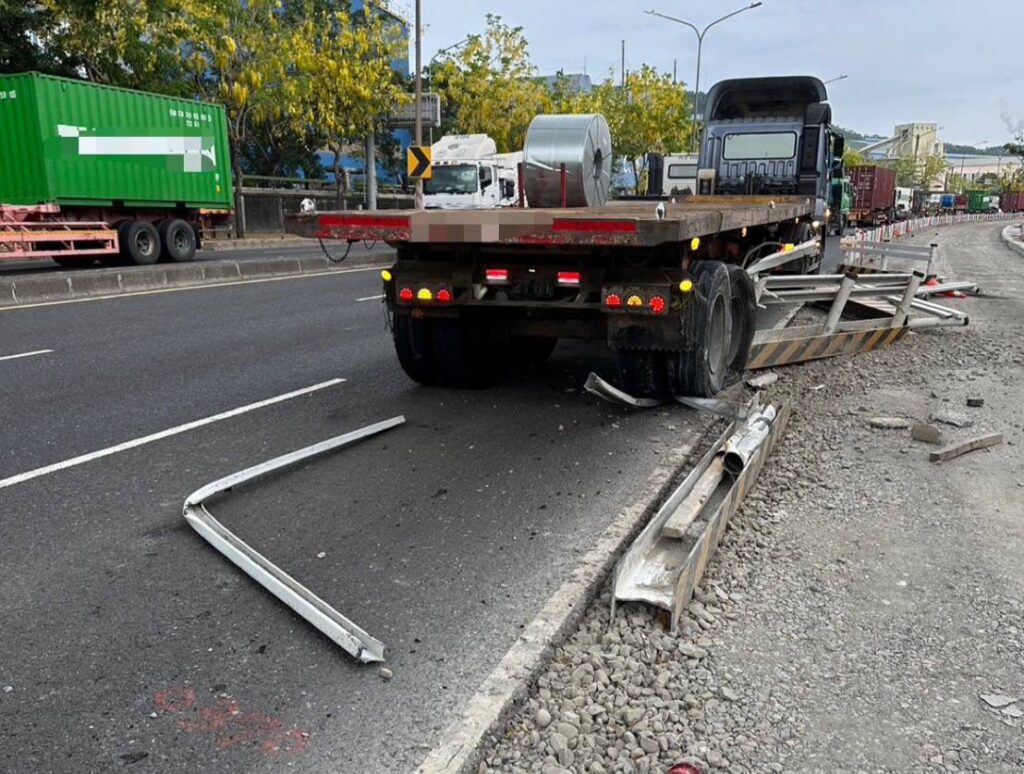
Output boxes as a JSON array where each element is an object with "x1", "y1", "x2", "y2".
[{"x1": 287, "y1": 195, "x2": 815, "y2": 248}]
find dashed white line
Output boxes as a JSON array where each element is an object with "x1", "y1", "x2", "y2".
[
  {"x1": 0, "y1": 377, "x2": 346, "y2": 491},
  {"x1": 0, "y1": 349, "x2": 53, "y2": 363},
  {"x1": 357, "y1": 294, "x2": 385, "y2": 302}
]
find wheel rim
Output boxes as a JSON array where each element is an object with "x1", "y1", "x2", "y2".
[
  {"x1": 173, "y1": 229, "x2": 188, "y2": 253},
  {"x1": 136, "y1": 231, "x2": 154, "y2": 256},
  {"x1": 707, "y1": 293, "x2": 729, "y2": 378}
]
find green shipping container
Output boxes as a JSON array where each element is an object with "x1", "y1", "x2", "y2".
[
  {"x1": 966, "y1": 190, "x2": 988, "y2": 214},
  {"x1": 0, "y1": 72, "x2": 233, "y2": 210}
]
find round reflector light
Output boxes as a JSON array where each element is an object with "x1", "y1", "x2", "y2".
[
  {"x1": 417, "y1": 288, "x2": 433, "y2": 301},
  {"x1": 679, "y1": 279, "x2": 694, "y2": 293},
  {"x1": 626, "y1": 294, "x2": 644, "y2": 307},
  {"x1": 381, "y1": 269, "x2": 393, "y2": 282},
  {"x1": 649, "y1": 295, "x2": 667, "y2": 314},
  {"x1": 436, "y1": 288, "x2": 453, "y2": 303},
  {"x1": 604, "y1": 293, "x2": 623, "y2": 308},
  {"x1": 398, "y1": 287, "x2": 414, "y2": 301}
]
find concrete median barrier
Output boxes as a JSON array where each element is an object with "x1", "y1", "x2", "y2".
[{"x1": 0, "y1": 249, "x2": 393, "y2": 308}]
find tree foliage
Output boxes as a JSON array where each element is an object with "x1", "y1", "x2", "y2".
[
  {"x1": 570, "y1": 66, "x2": 692, "y2": 194},
  {"x1": 887, "y1": 153, "x2": 949, "y2": 188},
  {"x1": 431, "y1": 15, "x2": 552, "y2": 153},
  {"x1": 842, "y1": 147, "x2": 868, "y2": 169}
]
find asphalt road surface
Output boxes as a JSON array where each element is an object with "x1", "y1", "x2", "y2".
[{"x1": 1, "y1": 264, "x2": 720, "y2": 772}]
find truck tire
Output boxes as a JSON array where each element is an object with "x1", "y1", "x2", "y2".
[
  {"x1": 120, "y1": 220, "x2": 161, "y2": 265},
  {"x1": 616, "y1": 349, "x2": 671, "y2": 399},
  {"x1": 393, "y1": 314, "x2": 443, "y2": 386},
  {"x1": 430, "y1": 317, "x2": 501, "y2": 388},
  {"x1": 158, "y1": 219, "x2": 196, "y2": 262},
  {"x1": 726, "y1": 265, "x2": 756, "y2": 379},
  {"x1": 668, "y1": 261, "x2": 732, "y2": 398}
]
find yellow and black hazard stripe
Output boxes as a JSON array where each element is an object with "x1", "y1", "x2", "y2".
[{"x1": 747, "y1": 326, "x2": 907, "y2": 370}]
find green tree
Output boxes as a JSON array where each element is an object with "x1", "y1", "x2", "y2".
[
  {"x1": 431, "y1": 14, "x2": 552, "y2": 152},
  {"x1": 40, "y1": 0, "x2": 192, "y2": 92},
  {"x1": 292, "y1": 1, "x2": 408, "y2": 205},
  {"x1": 574, "y1": 65, "x2": 692, "y2": 195},
  {"x1": 842, "y1": 147, "x2": 868, "y2": 169},
  {"x1": 887, "y1": 153, "x2": 949, "y2": 189}
]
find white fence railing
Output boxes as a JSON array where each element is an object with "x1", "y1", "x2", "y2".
[{"x1": 843, "y1": 210, "x2": 1021, "y2": 246}]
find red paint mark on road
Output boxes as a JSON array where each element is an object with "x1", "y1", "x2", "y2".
[{"x1": 153, "y1": 686, "x2": 309, "y2": 757}]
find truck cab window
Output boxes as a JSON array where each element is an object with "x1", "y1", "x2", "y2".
[{"x1": 722, "y1": 132, "x2": 797, "y2": 161}]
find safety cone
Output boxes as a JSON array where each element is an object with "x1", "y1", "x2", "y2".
[{"x1": 923, "y1": 276, "x2": 965, "y2": 299}]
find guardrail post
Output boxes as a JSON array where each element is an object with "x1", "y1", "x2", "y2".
[
  {"x1": 823, "y1": 272, "x2": 857, "y2": 335},
  {"x1": 927, "y1": 243, "x2": 939, "y2": 278},
  {"x1": 893, "y1": 270, "x2": 925, "y2": 327}
]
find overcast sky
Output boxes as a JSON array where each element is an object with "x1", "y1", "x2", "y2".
[{"x1": 411, "y1": 0, "x2": 1024, "y2": 146}]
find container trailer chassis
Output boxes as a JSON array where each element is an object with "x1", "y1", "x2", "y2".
[{"x1": 288, "y1": 196, "x2": 823, "y2": 398}]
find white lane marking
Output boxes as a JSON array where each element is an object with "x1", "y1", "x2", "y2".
[
  {"x1": 0, "y1": 378, "x2": 346, "y2": 491},
  {"x1": 0, "y1": 349, "x2": 53, "y2": 362},
  {"x1": 357, "y1": 294, "x2": 385, "y2": 302},
  {"x1": 0, "y1": 264, "x2": 388, "y2": 313}
]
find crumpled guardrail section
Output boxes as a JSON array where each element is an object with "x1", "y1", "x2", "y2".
[{"x1": 183, "y1": 416, "x2": 405, "y2": 663}]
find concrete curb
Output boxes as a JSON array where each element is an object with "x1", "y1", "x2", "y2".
[
  {"x1": 416, "y1": 416, "x2": 720, "y2": 774},
  {"x1": 0, "y1": 250, "x2": 393, "y2": 308},
  {"x1": 1000, "y1": 224, "x2": 1024, "y2": 258}
]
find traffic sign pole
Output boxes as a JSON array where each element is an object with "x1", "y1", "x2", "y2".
[{"x1": 414, "y1": 0, "x2": 423, "y2": 210}]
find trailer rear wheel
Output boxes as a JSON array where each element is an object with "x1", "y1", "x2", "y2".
[
  {"x1": 158, "y1": 219, "x2": 196, "y2": 262},
  {"x1": 616, "y1": 349, "x2": 671, "y2": 399},
  {"x1": 120, "y1": 220, "x2": 161, "y2": 265},
  {"x1": 726, "y1": 264, "x2": 757, "y2": 379},
  {"x1": 669, "y1": 261, "x2": 732, "y2": 398},
  {"x1": 393, "y1": 314, "x2": 443, "y2": 386}
]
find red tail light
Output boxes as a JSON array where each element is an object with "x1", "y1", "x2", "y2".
[
  {"x1": 604, "y1": 293, "x2": 623, "y2": 309},
  {"x1": 485, "y1": 268, "x2": 509, "y2": 282},
  {"x1": 557, "y1": 271, "x2": 582, "y2": 286},
  {"x1": 436, "y1": 288, "x2": 452, "y2": 303},
  {"x1": 649, "y1": 295, "x2": 667, "y2": 314},
  {"x1": 398, "y1": 287, "x2": 414, "y2": 302}
]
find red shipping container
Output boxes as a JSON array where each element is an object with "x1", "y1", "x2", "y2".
[
  {"x1": 1001, "y1": 190, "x2": 1024, "y2": 213},
  {"x1": 849, "y1": 166, "x2": 897, "y2": 213}
]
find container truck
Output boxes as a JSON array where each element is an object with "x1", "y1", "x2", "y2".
[
  {"x1": 894, "y1": 187, "x2": 913, "y2": 219},
  {"x1": 966, "y1": 190, "x2": 1000, "y2": 214},
  {"x1": 1001, "y1": 190, "x2": 1024, "y2": 213},
  {"x1": 423, "y1": 134, "x2": 521, "y2": 209},
  {"x1": 848, "y1": 166, "x2": 897, "y2": 226},
  {"x1": 0, "y1": 72, "x2": 233, "y2": 267},
  {"x1": 288, "y1": 76, "x2": 837, "y2": 398},
  {"x1": 646, "y1": 153, "x2": 700, "y2": 197}
]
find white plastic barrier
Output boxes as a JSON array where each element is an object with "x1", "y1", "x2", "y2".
[{"x1": 843, "y1": 210, "x2": 1020, "y2": 247}]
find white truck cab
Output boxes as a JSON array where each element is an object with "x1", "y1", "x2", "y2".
[{"x1": 423, "y1": 134, "x2": 522, "y2": 209}]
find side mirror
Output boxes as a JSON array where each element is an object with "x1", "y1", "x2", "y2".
[{"x1": 833, "y1": 134, "x2": 845, "y2": 158}]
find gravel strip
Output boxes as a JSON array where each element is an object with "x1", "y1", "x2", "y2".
[{"x1": 478, "y1": 222, "x2": 1024, "y2": 774}]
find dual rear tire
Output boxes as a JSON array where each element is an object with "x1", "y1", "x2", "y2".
[
  {"x1": 112, "y1": 219, "x2": 197, "y2": 265},
  {"x1": 616, "y1": 261, "x2": 756, "y2": 399}
]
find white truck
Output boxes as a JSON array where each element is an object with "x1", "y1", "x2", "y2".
[
  {"x1": 647, "y1": 152, "x2": 700, "y2": 197},
  {"x1": 894, "y1": 187, "x2": 913, "y2": 219},
  {"x1": 423, "y1": 134, "x2": 522, "y2": 209}
]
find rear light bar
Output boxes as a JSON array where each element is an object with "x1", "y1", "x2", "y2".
[
  {"x1": 484, "y1": 268, "x2": 509, "y2": 283},
  {"x1": 396, "y1": 286, "x2": 453, "y2": 305},
  {"x1": 603, "y1": 287, "x2": 671, "y2": 315}
]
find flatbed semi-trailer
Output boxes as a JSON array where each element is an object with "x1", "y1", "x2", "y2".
[{"x1": 289, "y1": 76, "x2": 838, "y2": 398}]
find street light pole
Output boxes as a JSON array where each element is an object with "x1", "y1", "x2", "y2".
[
  {"x1": 645, "y1": 2, "x2": 762, "y2": 152},
  {"x1": 414, "y1": 0, "x2": 423, "y2": 209},
  {"x1": 823, "y1": 74, "x2": 848, "y2": 85}
]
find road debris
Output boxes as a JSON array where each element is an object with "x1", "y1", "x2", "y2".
[
  {"x1": 980, "y1": 693, "x2": 1018, "y2": 709},
  {"x1": 911, "y1": 423, "x2": 944, "y2": 445},
  {"x1": 183, "y1": 416, "x2": 406, "y2": 664},
  {"x1": 612, "y1": 401, "x2": 790, "y2": 630},
  {"x1": 867, "y1": 416, "x2": 911, "y2": 429},
  {"x1": 929, "y1": 432, "x2": 1003, "y2": 463},
  {"x1": 931, "y1": 410, "x2": 974, "y2": 428},
  {"x1": 966, "y1": 397, "x2": 985, "y2": 408},
  {"x1": 379, "y1": 667, "x2": 394, "y2": 681},
  {"x1": 745, "y1": 372, "x2": 778, "y2": 390}
]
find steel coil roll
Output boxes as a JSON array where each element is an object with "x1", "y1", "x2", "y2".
[{"x1": 523, "y1": 114, "x2": 612, "y2": 208}]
